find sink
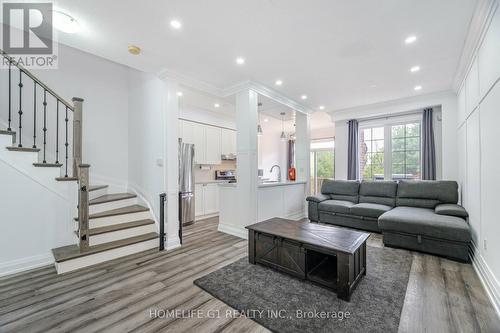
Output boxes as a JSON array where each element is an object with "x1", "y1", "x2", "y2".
[{"x1": 262, "y1": 180, "x2": 279, "y2": 184}]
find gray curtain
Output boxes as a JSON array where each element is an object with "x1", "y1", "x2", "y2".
[
  {"x1": 422, "y1": 108, "x2": 436, "y2": 180},
  {"x1": 347, "y1": 119, "x2": 359, "y2": 180},
  {"x1": 287, "y1": 140, "x2": 295, "y2": 179}
]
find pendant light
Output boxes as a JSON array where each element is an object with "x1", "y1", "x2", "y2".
[
  {"x1": 280, "y1": 112, "x2": 286, "y2": 141},
  {"x1": 257, "y1": 103, "x2": 263, "y2": 136}
]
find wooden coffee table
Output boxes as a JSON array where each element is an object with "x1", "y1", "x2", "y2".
[{"x1": 246, "y1": 218, "x2": 370, "y2": 301}]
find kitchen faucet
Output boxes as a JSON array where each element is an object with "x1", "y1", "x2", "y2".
[{"x1": 270, "y1": 165, "x2": 281, "y2": 182}]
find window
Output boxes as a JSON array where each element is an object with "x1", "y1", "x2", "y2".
[
  {"x1": 359, "y1": 127, "x2": 384, "y2": 180},
  {"x1": 310, "y1": 139, "x2": 335, "y2": 194},
  {"x1": 359, "y1": 121, "x2": 422, "y2": 180},
  {"x1": 391, "y1": 123, "x2": 421, "y2": 180}
]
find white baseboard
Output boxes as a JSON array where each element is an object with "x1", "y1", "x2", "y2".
[
  {"x1": 0, "y1": 253, "x2": 54, "y2": 277},
  {"x1": 196, "y1": 212, "x2": 219, "y2": 221},
  {"x1": 285, "y1": 210, "x2": 306, "y2": 221},
  {"x1": 218, "y1": 223, "x2": 247, "y2": 240},
  {"x1": 470, "y1": 243, "x2": 500, "y2": 317}
]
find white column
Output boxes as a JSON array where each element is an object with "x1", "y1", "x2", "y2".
[
  {"x1": 236, "y1": 89, "x2": 259, "y2": 231},
  {"x1": 295, "y1": 112, "x2": 311, "y2": 182},
  {"x1": 163, "y1": 80, "x2": 181, "y2": 249}
]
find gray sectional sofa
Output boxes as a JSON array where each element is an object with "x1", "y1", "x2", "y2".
[{"x1": 306, "y1": 180, "x2": 471, "y2": 262}]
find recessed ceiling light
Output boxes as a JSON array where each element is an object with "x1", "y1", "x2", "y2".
[
  {"x1": 264, "y1": 118, "x2": 269, "y2": 122},
  {"x1": 170, "y1": 19, "x2": 182, "y2": 30},
  {"x1": 414, "y1": 85, "x2": 423, "y2": 91},
  {"x1": 319, "y1": 106, "x2": 325, "y2": 110},
  {"x1": 214, "y1": 103, "x2": 220, "y2": 108},
  {"x1": 275, "y1": 80, "x2": 283, "y2": 86},
  {"x1": 405, "y1": 35, "x2": 417, "y2": 44},
  {"x1": 177, "y1": 91, "x2": 183, "y2": 97},
  {"x1": 410, "y1": 65, "x2": 421, "y2": 73},
  {"x1": 235, "y1": 57, "x2": 245, "y2": 65},
  {"x1": 53, "y1": 10, "x2": 81, "y2": 34},
  {"x1": 301, "y1": 95, "x2": 308, "y2": 100}
]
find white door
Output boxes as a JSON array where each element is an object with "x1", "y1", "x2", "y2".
[
  {"x1": 194, "y1": 184, "x2": 204, "y2": 217},
  {"x1": 205, "y1": 126, "x2": 221, "y2": 165},
  {"x1": 221, "y1": 129, "x2": 232, "y2": 155},
  {"x1": 181, "y1": 120, "x2": 196, "y2": 144},
  {"x1": 203, "y1": 184, "x2": 218, "y2": 215},
  {"x1": 229, "y1": 130, "x2": 236, "y2": 155}
]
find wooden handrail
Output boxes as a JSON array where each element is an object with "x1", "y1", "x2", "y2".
[{"x1": 0, "y1": 49, "x2": 74, "y2": 111}]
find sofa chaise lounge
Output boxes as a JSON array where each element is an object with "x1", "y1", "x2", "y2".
[{"x1": 306, "y1": 180, "x2": 471, "y2": 262}]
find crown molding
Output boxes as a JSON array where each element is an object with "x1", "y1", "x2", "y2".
[
  {"x1": 223, "y1": 80, "x2": 314, "y2": 114},
  {"x1": 328, "y1": 90, "x2": 455, "y2": 122},
  {"x1": 453, "y1": 0, "x2": 499, "y2": 92},
  {"x1": 157, "y1": 68, "x2": 223, "y2": 96}
]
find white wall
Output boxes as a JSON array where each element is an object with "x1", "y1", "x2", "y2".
[
  {"x1": 331, "y1": 93, "x2": 452, "y2": 180},
  {"x1": 457, "y1": 3, "x2": 500, "y2": 314},
  {"x1": 180, "y1": 105, "x2": 235, "y2": 129},
  {"x1": 127, "y1": 71, "x2": 166, "y2": 221},
  {"x1": 257, "y1": 115, "x2": 289, "y2": 181},
  {"x1": 0, "y1": 44, "x2": 131, "y2": 185},
  {"x1": 0, "y1": 157, "x2": 76, "y2": 276}
]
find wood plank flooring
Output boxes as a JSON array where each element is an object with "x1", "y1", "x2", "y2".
[{"x1": 1, "y1": 218, "x2": 498, "y2": 333}]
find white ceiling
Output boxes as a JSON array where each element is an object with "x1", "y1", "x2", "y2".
[{"x1": 18, "y1": 0, "x2": 479, "y2": 111}]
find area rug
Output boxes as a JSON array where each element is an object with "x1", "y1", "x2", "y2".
[{"x1": 194, "y1": 245, "x2": 412, "y2": 333}]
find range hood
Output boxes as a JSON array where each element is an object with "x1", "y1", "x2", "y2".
[{"x1": 221, "y1": 154, "x2": 237, "y2": 160}]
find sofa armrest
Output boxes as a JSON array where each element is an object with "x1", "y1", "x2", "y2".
[
  {"x1": 306, "y1": 194, "x2": 330, "y2": 203},
  {"x1": 435, "y1": 204, "x2": 469, "y2": 219}
]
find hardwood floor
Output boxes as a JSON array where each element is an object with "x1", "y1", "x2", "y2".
[{"x1": 1, "y1": 218, "x2": 498, "y2": 332}]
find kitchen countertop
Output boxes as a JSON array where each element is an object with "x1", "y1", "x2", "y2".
[
  {"x1": 219, "y1": 181, "x2": 307, "y2": 188},
  {"x1": 195, "y1": 180, "x2": 232, "y2": 184}
]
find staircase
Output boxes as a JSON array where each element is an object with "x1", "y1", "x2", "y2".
[{"x1": 0, "y1": 49, "x2": 160, "y2": 274}]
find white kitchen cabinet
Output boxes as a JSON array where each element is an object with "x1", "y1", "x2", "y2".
[
  {"x1": 221, "y1": 128, "x2": 237, "y2": 155},
  {"x1": 195, "y1": 183, "x2": 219, "y2": 218},
  {"x1": 194, "y1": 184, "x2": 204, "y2": 217},
  {"x1": 203, "y1": 184, "x2": 219, "y2": 215},
  {"x1": 180, "y1": 120, "x2": 223, "y2": 165},
  {"x1": 205, "y1": 126, "x2": 222, "y2": 165}
]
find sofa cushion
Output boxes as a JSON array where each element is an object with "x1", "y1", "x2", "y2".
[
  {"x1": 378, "y1": 206, "x2": 471, "y2": 242},
  {"x1": 318, "y1": 200, "x2": 355, "y2": 214},
  {"x1": 359, "y1": 181, "x2": 397, "y2": 207},
  {"x1": 350, "y1": 203, "x2": 393, "y2": 218},
  {"x1": 321, "y1": 180, "x2": 360, "y2": 203},
  {"x1": 306, "y1": 193, "x2": 330, "y2": 203},
  {"x1": 396, "y1": 180, "x2": 459, "y2": 208},
  {"x1": 435, "y1": 204, "x2": 468, "y2": 219}
]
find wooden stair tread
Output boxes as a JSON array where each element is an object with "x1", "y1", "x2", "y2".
[
  {"x1": 89, "y1": 219, "x2": 155, "y2": 235},
  {"x1": 0, "y1": 130, "x2": 16, "y2": 136},
  {"x1": 56, "y1": 176, "x2": 78, "y2": 181},
  {"x1": 89, "y1": 185, "x2": 109, "y2": 192},
  {"x1": 33, "y1": 163, "x2": 63, "y2": 167},
  {"x1": 89, "y1": 193, "x2": 136, "y2": 206},
  {"x1": 6, "y1": 146, "x2": 40, "y2": 152},
  {"x1": 52, "y1": 232, "x2": 158, "y2": 262},
  {"x1": 75, "y1": 204, "x2": 149, "y2": 221}
]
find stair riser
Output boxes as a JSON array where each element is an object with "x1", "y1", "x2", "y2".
[
  {"x1": 89, "y1": 225, "x2": 157, "y2": 246},
  {"x1": 54, "y1": 239, "x2": 158, "y2": 274},
  {"x1": 0, "y1": 134, "x2": 14, "y2": 146},
  {"x1": 77, "y1": 211, "x2": 152, "y2": 229},
  {"x1": 89, "y1": 188, "x2": 109, "y2": 201},
  {"x1": 0, "y1": 149, "x2": 39, "y2": 165},
  {"x1": 89, "y1": 197, "x2": 139, "y2": 214}
]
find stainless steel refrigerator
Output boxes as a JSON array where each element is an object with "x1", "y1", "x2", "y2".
[{"x1": 179, "y1": 141, "x2": 195, "y2": 226}]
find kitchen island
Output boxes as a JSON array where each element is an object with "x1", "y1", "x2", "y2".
[{"x1": 218, "y1": 181, "x2": 307, "y2": 239}]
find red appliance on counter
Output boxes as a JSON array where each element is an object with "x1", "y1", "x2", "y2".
[{"x1": 288, "y1": 167, "x2": 296, "y2": 181}]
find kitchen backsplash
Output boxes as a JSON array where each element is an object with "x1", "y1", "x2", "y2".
[{"x1": 194, "y1": 160, "x2": 237, "y2": 183}]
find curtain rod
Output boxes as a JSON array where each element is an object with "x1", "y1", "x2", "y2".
[{"x1": 346, "y1": 105, "x2": 440, "y2": 124}]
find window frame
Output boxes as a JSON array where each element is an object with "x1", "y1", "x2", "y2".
[
  {"x1": 310, "y1": 138, "x2": 335, "y2": 194},
  {"x1": 359, "y1": 115, "x2": 422, "y2": 180}
]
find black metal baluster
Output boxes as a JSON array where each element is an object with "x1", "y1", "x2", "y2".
[
  {"x1": 55, "y1": 101, "x2": 59, "y2": 164},
  {"x1": 33, "y1": 82, "x2": 37, "y2": 148},
  {"x1": 8, "y1": 59, "x2": 12, "y2": 131},
  {"x1": 65, "y1": 106, "x2": 69, "y2": 177},
  {"x1": 18, "y1": 70, "x2": 23, "y2": 147},
  {"x1": 42, "y1": 90, "x2": 47, "y2": 163}
]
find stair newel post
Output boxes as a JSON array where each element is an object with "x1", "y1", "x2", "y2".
[
  {"x1": 72, "y1": 97, "x2": 84, "y2": 178},
  {"x1": 78, "y1": 164, "x2": 90, "y2": 252}
]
